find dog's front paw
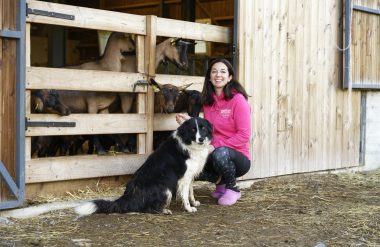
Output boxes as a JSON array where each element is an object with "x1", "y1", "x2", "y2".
[
  {"x1": 191, "y1": 200, "x2": 200, "y2": 207},
  {"x1": 162, "y1": 209, "x2": 172, "y2": 215},
  {"x1": 185, "y1": 206, "x2": 197, "y2": 213}
]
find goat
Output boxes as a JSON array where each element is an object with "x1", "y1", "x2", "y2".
[
  {"x1": 174, "y1": 90, "x2": 202, "y2": 117},
  {"x1": 122, "y1": 38, "x2": 193, "y2": 72},
  {"x1": 31, "y1": 89, "x2": 71, "y2": 116},
  {"x1": 58, "y1": 32, "x2": 135, "y2": 155},
  {"x1": 31, "y1": 90, "x2": 71, "y2": 157},
  {"x1": 148, "y1": 78, "x2": 200, "y2": 114},
  {"x1": 69, "y1": 32, "x2": 135, "y2": 71}
]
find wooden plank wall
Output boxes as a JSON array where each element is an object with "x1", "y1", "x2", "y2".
[
  {"x1": 237, "y1": 0, "x2": 362, "y2": 179},
  {"x1": 351, "y1": 0, "x2": 380, "y2": 85},
  {"x1": 0, "y1": 0, "x2": 17, "y2": 202}
]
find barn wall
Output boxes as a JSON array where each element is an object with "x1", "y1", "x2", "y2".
[
  {"x1": 237, "y1": 0, "x2": 362, "y2": 179},
  {"x1": 0, "y1": 0, "x2": 17, "y2": 202}
]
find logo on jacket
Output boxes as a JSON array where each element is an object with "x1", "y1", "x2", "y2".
[{"x1": 220, "y1": 108, "x2": 231, "y2": 118}]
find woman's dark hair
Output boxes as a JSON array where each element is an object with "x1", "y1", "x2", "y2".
[{"x1": 201, "y1": 58, "x2": 248, "y2": 106}]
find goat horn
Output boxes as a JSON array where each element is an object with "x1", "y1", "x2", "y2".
[
  {"x1": 179, "y1": 83, "x2": 193, "y2": 91},
  {"x1": 149, "y1": 78, "x2": 163, "y2": 91},
  {"x1": 170, "y1": 38, "x2": 179, "y2": 45}
]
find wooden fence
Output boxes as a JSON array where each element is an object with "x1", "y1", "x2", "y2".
[{"x1": 25, "y1": 0, "x2": 230, "y2": 186}]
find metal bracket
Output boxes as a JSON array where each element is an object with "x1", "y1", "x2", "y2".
[
  {"x1": 27, "y1": 4, "x2": 75, "y2": 20},
  {"x1": 25, "y1": 117, "x2": 76, "y2": 130},
  {"x1": 133, "y1": 80, "x2": 149, "y2": 92}
]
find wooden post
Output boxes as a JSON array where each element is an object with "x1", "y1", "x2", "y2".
[
  {"x1": 144, "y1": 15, "x2": 157, "y2": 154},
  {"x1": 136, "y1": 35, "x2": 146, "y2": 154},
  {"x1": 25, "y1": 23, "x2": 31, "y2": 161}
]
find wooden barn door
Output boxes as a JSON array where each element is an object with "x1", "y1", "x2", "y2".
[{"x1": 0, "y1": 0, "x2": 26, "y2": 210}]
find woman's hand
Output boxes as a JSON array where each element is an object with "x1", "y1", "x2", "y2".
[
  {"x1": 175, "y1": 113, "x2": 191, "y2": 125},
  {"x1": 208, "y1": 145, "x2": 215, "y2": 154}
]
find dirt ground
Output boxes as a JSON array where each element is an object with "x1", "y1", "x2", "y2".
[{"x1": 0, "y1": 169, "x2": 379, "y2": 247}]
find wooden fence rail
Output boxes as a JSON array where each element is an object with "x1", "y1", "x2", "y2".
[{"x1": 24, "y1": 0, "x2": 230, "y2": 184}]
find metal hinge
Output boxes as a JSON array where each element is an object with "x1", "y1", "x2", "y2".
[
  {"x1": 25, "y1": 117, "x2": 76, "y2": 130},
  {"x1": 26, "y1": 3, "x2": 75, "y2": 20}
]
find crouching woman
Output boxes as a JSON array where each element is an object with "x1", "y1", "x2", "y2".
[{"x1": 176, "y1": 58, "x2": 251, "y2": 206}]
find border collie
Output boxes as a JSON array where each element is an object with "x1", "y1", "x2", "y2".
[{"x1": 75, "y1": 117, "x2": 212, "y2": 216}]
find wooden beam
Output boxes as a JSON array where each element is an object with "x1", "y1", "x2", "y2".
[
  {"x1": 26, "y1": 154, "x2": 148, "y2": 183},
  {"x1": 156, "y1": 17, "x2": 231, "y2": 43},
  {"x1": 26, "y1": 0, "x2": 146, "y2": 35},
  {"x1": 26, "y1": 67, "x2": 147, "y2": 92},
  {"x1": 25, "y1": 114, "x2": 147, "y2": 136},
  {"x1": 101, "y1": 0, "x2": 180, "y2": 11}
]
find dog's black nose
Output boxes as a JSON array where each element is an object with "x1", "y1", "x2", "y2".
[{"x1": 198, "y1": 137, "x2": 204, "y2": 143}]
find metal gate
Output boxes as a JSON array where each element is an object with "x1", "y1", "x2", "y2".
[{"x1": 0, "y1": 0, "x2": 26, "y2": 210}]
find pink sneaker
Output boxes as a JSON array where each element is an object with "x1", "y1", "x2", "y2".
[
  {"x1": 218, "y1": 189, "x2": 241, "y2": 206},
  {"x1": 211, "y1": 184, "x2": 226, "y2": 199}
]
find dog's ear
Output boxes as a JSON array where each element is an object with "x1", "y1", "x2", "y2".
[{"x1": 176, "y1": 118, "x2": 194, "y2": 145}]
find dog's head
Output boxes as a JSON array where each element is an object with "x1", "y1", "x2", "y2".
[{"x1": 176, "y1": 117, "x2": 212, "y2": 146}]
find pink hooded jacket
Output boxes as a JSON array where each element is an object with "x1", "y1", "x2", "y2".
[{"x1": 203, "y1": 92, "x2": 251, "y2": 160}]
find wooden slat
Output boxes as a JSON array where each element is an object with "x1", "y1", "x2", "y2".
[
  {"x1": 144, "y1": 15, "x2": 157, "y2": 154},
  {"x1": 25, "y1": 113, "x2": 147, "y2": 136},
  {"x1": 26, "y1": 67, "x2": 147, "y2": 92},
  {"x1": 26, "y1": 0, "x2": 146, "y2": 35},
  {"x1": 268, "y1": 0, "x2": 279, "y2": 176},
  {"x1": 135, "y1": 34, "x2": 146, "y2": 154},
  {"x1": 292, "y1": 0, "x2": 304, "y2": 173},
  {"x1": 273, "y1": 1, "x2": 286, "y2": 173},
  {"x1": 153, "y1": 113, "x2": 181, "y2": 131},
  {"x1": 156, "y1": 17, "x2": 230, "y2": 43},
  {"x1": 26, "y1": 154, "x2": 148, "y2": 183},
  {"x1": 261, "y1": 1, "x2": 272, "y2": 177},
  {"x1": 136, "y1": 35, "x2": 145, "y2": 74},
  {"x1": 251, "y1": 0, "x2": 264, "y2": 178}
]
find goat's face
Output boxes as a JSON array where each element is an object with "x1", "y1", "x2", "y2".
[
  {"x1": 32, "y1": 90, "x2": 71, "y2": 116},
  {"x1": 107, "y1": 32, "x2": 136, "y2": 61},
  {"x1": 158, "y1": 84, "x2": 181, "y2": 113},
  {"x1": 165, "y1": 38, "x2": 192, "y2": 70},
  {"x1": 185, "y1": 90, "x2": 202, "y2": 117},
  {"x1": 149, "y1": 79, "x2": 192, "y2": 113}
]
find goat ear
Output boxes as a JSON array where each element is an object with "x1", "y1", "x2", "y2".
[
  {"x1": 149, "y1": 78, "x2": 162, "y2": 91},
  {"x1": 170, "y1": 38, "x2": 178, "y2": 46},
  {"x1": 179, "y1": 83, "x2": 193, "y2": 91}
]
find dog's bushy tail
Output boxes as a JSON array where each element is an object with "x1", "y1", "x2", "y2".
[{"x1": 75, "y1": 197, "x2": 126, "y2": 216}]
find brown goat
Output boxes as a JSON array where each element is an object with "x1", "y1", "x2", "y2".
[
  {"x1": 148, "y1": 78, "x2": 194, "y2": 114},
  {"x1": 121, "y1": 37, "x2": 192, "y2": 72},
  {"x1": 59, "y1": 32, "x2": 135, "y2": 154}
]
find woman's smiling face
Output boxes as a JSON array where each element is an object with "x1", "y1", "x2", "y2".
[{"x1": 210, "y1": 62, "x2": 232, "y2": 93}]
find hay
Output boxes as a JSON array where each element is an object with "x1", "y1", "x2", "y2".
[{"x1": 0, "y1": 170, "x2": 379, "y2": 246}]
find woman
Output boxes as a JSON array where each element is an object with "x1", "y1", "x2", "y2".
[{"x1": 176, "y1": 58, "x2": 251, "y2": 206}]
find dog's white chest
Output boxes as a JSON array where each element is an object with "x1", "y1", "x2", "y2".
[{"x1": 185, "y1": 145, "x2": 210, "y2": 178}]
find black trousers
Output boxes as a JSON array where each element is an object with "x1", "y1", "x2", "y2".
[{"x1": 197, "y1": 146, "x2": 251, "y2": 191}]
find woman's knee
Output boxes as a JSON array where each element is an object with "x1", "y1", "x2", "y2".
[{"x1": 211, "y1": 147, "x2": 230, "y2": 162}]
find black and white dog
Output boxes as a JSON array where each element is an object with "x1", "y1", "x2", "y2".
[{"x1": 75, "y1": 117, "x2": 212, "y2": 216}]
